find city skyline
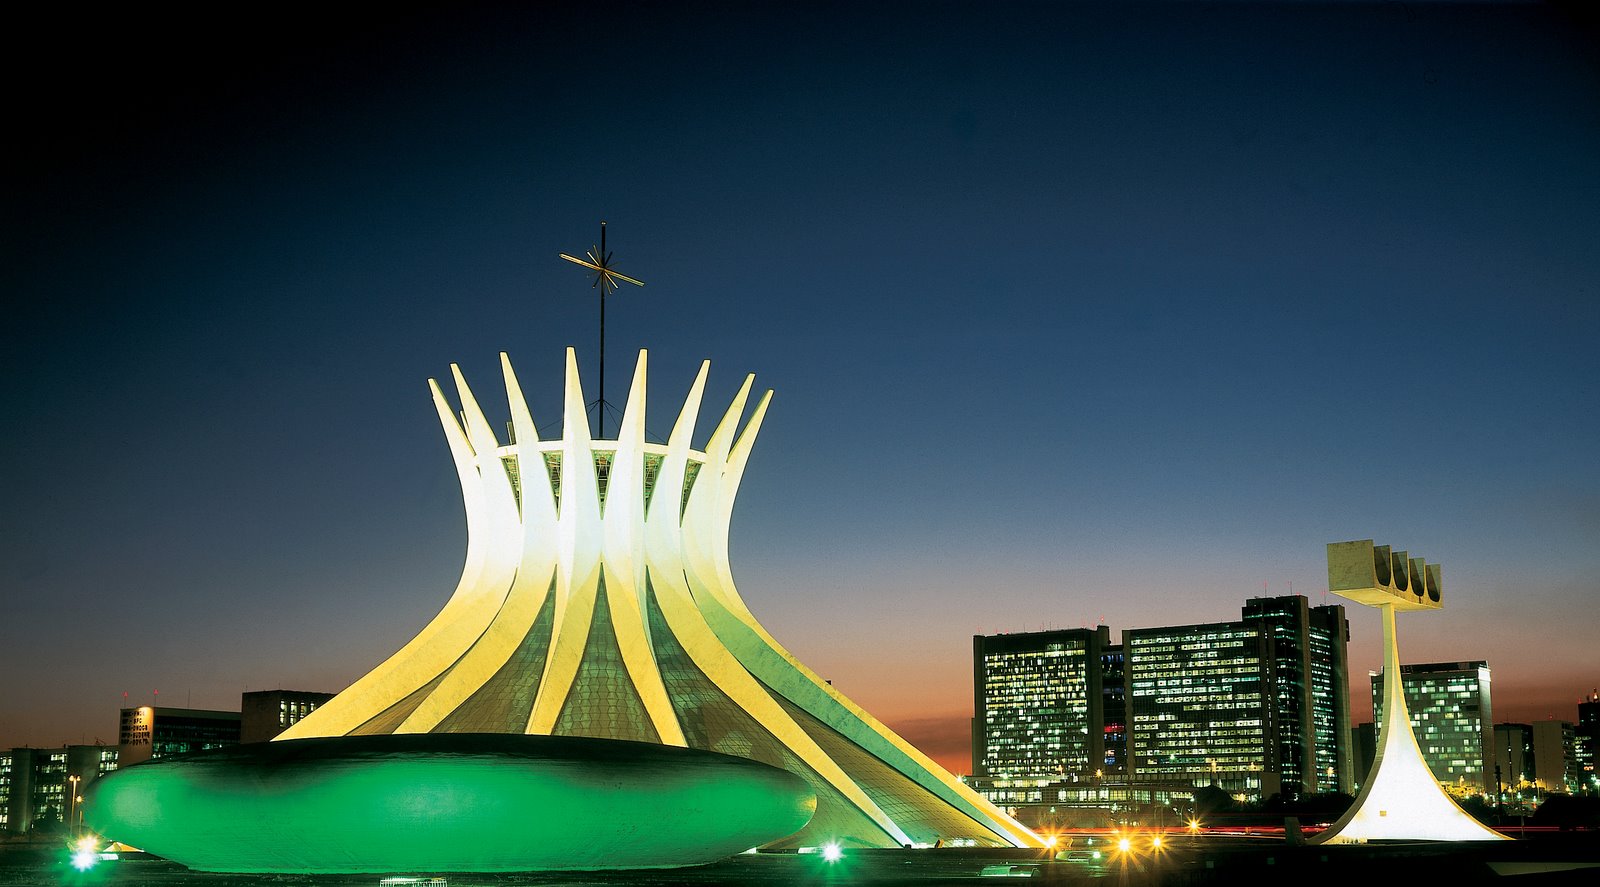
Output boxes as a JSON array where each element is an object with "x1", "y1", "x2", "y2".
[{"x1": 4, "y1": 3, "x2": 1597, "y2": 776}]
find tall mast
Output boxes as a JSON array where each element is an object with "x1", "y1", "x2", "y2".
[{"x1": 560, "y1": 221, "x2": 645, "y2": 438}]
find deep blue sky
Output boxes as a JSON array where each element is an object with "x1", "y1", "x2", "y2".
[{"x1": 4, "y1": 1, "x2": 1597, "y2": 771}]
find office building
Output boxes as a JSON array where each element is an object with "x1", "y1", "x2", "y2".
[
  {"x1": 1, "y1": 745, "x2": 118, "y2": 835},
  {"x1": 1240, "y1": 595, "x2": 1352, "y2": 795},
  {"x1": 1531, "y1": 719, "x2": 1575, "y2": 793},
  {"x1": 1100, "y1": 643, "x2": 1126, "y2": 776},
  {"x1": 1535, "y1": 719, "x2": 1576, "y2": 794},
  {"x1": 1579, "y1": 691, "x2": 1598, "y2": 794},
  {"x1": 118, "y1": 706, "x2": 241, "y2": 767},
  {"x1": 1493, "y1": 723, "x2": 1533, "y2": 789},
  {"x1": 240, "y1": 690, "x2": 336, "y2": 743},
  {"x1": 969, "y1": 594, "x2": 1352, "y2": 806},
  {"x1": 972, "y1": 627, "x2": 1110, "y2": 779},
  {"x1": 1372, "y1": 661, "x2": 1494, "y2": 792},
  {"x1": 1123, "y1": 595, "x2": 1350, "y2": 799},
  {"x1": 1353, "y1": 721, "x2": 1376, "y2": 789},
  {"x1": 1124, "y1": 619, "x2": 1278, "y2": 797}
]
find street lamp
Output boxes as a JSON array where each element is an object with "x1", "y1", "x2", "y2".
[{"x1": 66, "y1": 776, "x2": 80, "y2": 835}]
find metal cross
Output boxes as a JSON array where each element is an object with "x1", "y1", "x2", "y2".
[{"x1": 560, "y1": 221, "x2": 644, "y2": 438}]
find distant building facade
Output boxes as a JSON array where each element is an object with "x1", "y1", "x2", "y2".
[
  {"x1": 1372, "y1": 661, "x2": 1494, "y2": 792},
  {"x1": 972, "y1": 627, "x2": 1110, "y2": 779},
  {"x1": 1353, "y1": 721, "x2": 1376, "y2": 789},
  {"x1": 1493, "y1": 723, "x2": 1534, "y2": 789},
  {"x1": 1240, "y1": 595, "x2": 1352, "y2": 795},
  {"x1": 1, "y1": 745, "x2": 118, "y2": 835},
  {"x1": 972, "y1": 594, "x2": 1351, "y2": 808},
  {"x1": 1531, "y1": 719, "x2": 1576, "y2": 793},
  {"x1": 118, "y1": 706, "x2": 241, "y2": 767},
  {"x1": 1100, "y1": 643, "x2": 1127, "y2": 776},
  {"x1": 1123, "y1": 595, "x2": 1350, "y2": 799},
  {"x1": 1579, "y1": 691, "x2": 1599, "y2": 794},
  {"x1": 240, "y1": 690, "x2": 336, "y2": 744},
  {"x1": 1124, "y1": 619, "x2": 1278, "y2": 796}
]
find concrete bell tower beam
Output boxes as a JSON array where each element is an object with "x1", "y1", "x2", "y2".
[{"x1": 1314, "y1": 540, "x2": 1508, "y2": 844}]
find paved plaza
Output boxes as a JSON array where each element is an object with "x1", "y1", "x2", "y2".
[{"x1": 5, "y1": 835, "x2": 1600, "y2": 887}]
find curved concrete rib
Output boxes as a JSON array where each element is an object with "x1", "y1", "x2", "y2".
[
  {"x1": 652, "y1": 374, "x2": 907, "y2": 845},
  {"x1": 687, "y1": 396, "x2": 1034, "y2": 847},
  {"x1": 279, "y1": 349, "x2": 1039, "y2": 849},
  {"x1": 395, "y1": 366, "x2": 534, "y2": 733},
  {"x1": 526, "y1": 348, "x2": 603, "y2": 734},
  {"x1": 279, "y1": 376, "x2": 510, "y2": 739},
  {"x1": 601, "y1": 352, "x2": 687, "y2": 746}
]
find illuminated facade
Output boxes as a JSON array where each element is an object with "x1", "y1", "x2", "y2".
[
  {"x1": 1, "y1": 745, "x2": 117, "y2": 835},
  {"x1": 240, "y1": 689, "x2": 336, "y2": 743},
  {"x1": 1579, "y1": 692, "x2": 1599, "y2": 793},
  {"x1": 1100, "y1": 643, "x2": 1126, "y2": 775},
  {"x1": 1118, "y1": 595, "x2": 1349, "y2": 799},
  {"x1": 1241, "y1": 595, "x2": 1352, "y2": 795},
  {"x1": 972, "y1": 627, "x2": 1110, "y2": 779},
  {"x1": 1125, "y1": 620, "x2": 1277, "y2": 796},
  {"x1": 1371, "y1": 661, "x2": 1494, "y2": 792},
  {"x1": 1304, "y1": 606, "x2": 1352, "y2": 793},
  {"x1": 276, "y1": 350, "x2": 1037, "y2": 850},
  {"x1": 117, "y1": 706, "x2": 240, "y2": 766},
  {"x1": 970, "y1": 595, "x2": 1348, "y2": 801}
]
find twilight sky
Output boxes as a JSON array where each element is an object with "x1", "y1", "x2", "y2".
[{"x1": 4, "y1": 1, "x2": 1597, "y2": 775}]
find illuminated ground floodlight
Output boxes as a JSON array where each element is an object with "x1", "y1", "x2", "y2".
[
  {"x1": 269, "y1": 349, "x2": 1038, "y2": 851},
  {"x1": 1314, "y1": 540, "x2": 1507, "y2": 844}
]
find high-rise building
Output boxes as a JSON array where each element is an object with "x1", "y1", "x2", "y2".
[
  {"x1": 1100, "y1": 643, "x2": 1126, "y2": 776},
  {"x1": 1305, "y1": 605, "x2": 1352, "y2": 793},
  {"x1": 971, "y1": 627, "x2": 1109, "y2": 779},
  {"x1": 1240, "y1": 595, "x2": 1352, "y2": 795},
  {"x1": 969, "y1": 594, "x2": 1351, "y2": 804},
  {"x1": 1372, "y1": 661, "x2": 1494, "y2": 792},
  {"x1": 240, "y1": 690, "x2": 336, "y2": 743},
  {"x1": 1352, "y1": 721, "x2": 1376, "y2": 789},
  {"x1": 1578, "y1": 691, "x2": 1599, "y2": 794},
  {"x1": 0, "y1": 745, "x2": 118, "y2": 835},
  {"x1": 1124, "y1": 619, "x2": 1279, "y2": 797},
  {"x1": 1120, "y1": 595, "x2": 1350, "y2": 799},
  {"x1": 118, "y1": 706, "x2": 241, "y2": 767},
  {"x1": 1532, "y1": 719, "x2": 1575, "y2": 793},
  {"x1": 1493, "y1": 723, "x2": 1534, "y2": 790}
]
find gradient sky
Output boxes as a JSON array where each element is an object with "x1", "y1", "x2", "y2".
[{"x1": 4, "y1": 2, "x2": 1597, "y2": 775}]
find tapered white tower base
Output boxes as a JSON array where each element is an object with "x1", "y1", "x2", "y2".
[{"x1": 1315, "y1": 602, "x2": 1508, "y2": 843}]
